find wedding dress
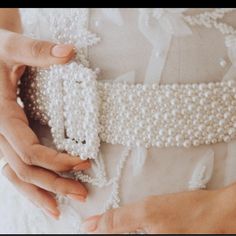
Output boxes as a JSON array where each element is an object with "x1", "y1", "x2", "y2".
[{"x1": 1, "y1": 8, "x2": 236, "y2": 233}]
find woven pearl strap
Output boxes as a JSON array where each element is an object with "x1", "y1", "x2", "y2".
[{"x1": 19, "y1": 62, "x2": 236, "y2": 160}]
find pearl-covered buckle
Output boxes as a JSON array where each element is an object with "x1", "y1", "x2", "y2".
[{"x1": 20, "y1": 63, "x2": 101, "y2": 160}]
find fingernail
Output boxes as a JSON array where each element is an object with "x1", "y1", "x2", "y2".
[
  {"x1": 73, "y1": 161, "x2": 91, "y2": 171},
  {"x1": 67, "y1": 194, "x2": 87, "y2": 202},
  {"x1": 44, "y1": 208, "x2": 60, "y2": 220},
  {"x1": 80, "y1": 215, "x2": 101, "y2": 233},
  {"x1": 51, "y1": 44, "x2": 74, "y2": 57}
]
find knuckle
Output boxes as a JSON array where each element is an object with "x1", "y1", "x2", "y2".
[
  {"x1": 54, "y1": 153, "x2": 72, "y2": 172},
  {"x1": 30, "y1": 40, "x2": 46, "y2": 59},
  {"x1": 52, "y1": 176, "x2": 63, "y2": 194},
  {"x1": 17, "y1": 165, "x2": 30, "y2": 182},
  {"x1": 20, "y1": 148, "x2": 33, "y2": 165}
]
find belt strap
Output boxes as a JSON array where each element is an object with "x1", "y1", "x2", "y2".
[{"x1": 19, "y1": 62, "x2": 236, "y2": 160}]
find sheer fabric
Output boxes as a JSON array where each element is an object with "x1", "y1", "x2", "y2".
[{"x1": 1, "y1": 8, "x2": 236, "y2": 233}]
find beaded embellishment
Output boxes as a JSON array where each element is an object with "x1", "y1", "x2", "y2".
[
  {"x1": 20, "y1": 62, "x2": 236, "y2": 160},
  {"x1": 18, "y1": 8, "x2": 236, "y2": 161},
  {"x1": 20, "y1": 63, "x2": 100, "y2": 160}
]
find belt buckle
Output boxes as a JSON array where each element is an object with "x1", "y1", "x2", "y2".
[{"x1": 45, "y1": 62, "x2": 101, "y2": 160}]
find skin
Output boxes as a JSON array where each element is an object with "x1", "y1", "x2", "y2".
[
  {"x1": 2, "y1": 8, "x2": 236, "y2": 234},
  {"x1": 81, "y1": 185, "x2": 236, "y2": 234},
  {"x1": 0, "y1": 9, "x2": 91, "y2": 219}
]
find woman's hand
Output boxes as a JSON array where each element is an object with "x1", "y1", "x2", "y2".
[
  {"x1": 0, "y1": 28, "x2": 91, "y2": 219},
  {"x1": 81, "y1": 184, "x2": 236, "y2": 233}
]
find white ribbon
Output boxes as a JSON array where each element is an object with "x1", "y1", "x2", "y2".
[{"x1": 138, "y1": 8, "x2": 192, "y2": 84}]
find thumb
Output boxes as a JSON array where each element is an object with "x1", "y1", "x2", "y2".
[
  {"x1": 0, "y1": 29, "x2": 75, "y2": 67},
  {"x1": 80, "y1": 202, "x2": 144, "y2": 234}
]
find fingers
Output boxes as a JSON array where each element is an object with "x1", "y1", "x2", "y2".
[
  {"x1": 0, "y1": 29, "x2": 75, "y2": 67},
  {"x1": 1, "y1": 164, "x2": 60, "y2": 219},
  {"x1": 26, "y1": 144, "x2": 91, "y2": 172},
  {"x1": 0, "y1": 135, "x2": 88, "y2": 201},
  {"x1": 0, "y1": 117, "x2": 90, "y2": 172},
  {"x1": 81, "y1": 202, "x2": 144, "y2": 234}
]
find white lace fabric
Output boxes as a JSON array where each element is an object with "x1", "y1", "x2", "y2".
[{"x1": 1, "y1": 8, "x2": 236, "y2": 234}]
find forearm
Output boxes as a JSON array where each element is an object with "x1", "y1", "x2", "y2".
[{"x1": 0, "y1": 8, "x2": 22, "y2": 33}]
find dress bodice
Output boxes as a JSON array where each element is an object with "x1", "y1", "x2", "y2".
[{"x1": 1, "y1": 8, "x2": 236, "y2": 234}]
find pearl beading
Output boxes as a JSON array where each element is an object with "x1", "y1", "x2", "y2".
[
  {"x1": 74, "y1": 148, "x2": 130, "y2": 211},
  {"x1": 48, "y1": 8, "x2": 100, "y2": 67},
  {"x1": 184, "y1": 8, "x2": 236, "y2": 35},
  {"x1": 20, "y1": 8, "x2": 100, "y2": 67},
  {"x1": 99, "y1": 79, "x2": 236, "y2": 148},
  {"x1": 19, "y1": 62, "x2": 236, "y2": 160}
]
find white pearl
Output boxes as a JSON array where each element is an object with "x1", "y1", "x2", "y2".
[
  {"x1": 183, "y1": 140, "x2": 191, "y2": 148},
  {"x1": 219, "y1": 58, "x2": 227, "y2": 67},
  {"x1": 193, "y1": 140, "x2": 200, "y2": 146}
]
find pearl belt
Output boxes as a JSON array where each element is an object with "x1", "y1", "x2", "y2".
[{"x1": 19, "y1": 62, "x2": 236, "y2": 160}]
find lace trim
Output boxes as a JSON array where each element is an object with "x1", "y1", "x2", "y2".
[
  {"x1": 74, "y1": 148, "x2": 130, "y2": 211},
  {"x1": 20, "y1": 8, "x2": 100, "y2": 67}
]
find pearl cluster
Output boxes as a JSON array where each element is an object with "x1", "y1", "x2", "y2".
[
  {"x1": 48, "y1": 9, "x2": 96, "y2": 46},
  {"x1": 20, "y1": 61, "x2": 236, "y2": 159},
  {"x1": 20, "y1": 67, "x2": 51, "y2": 125},
  {"x1": 184, "y1": 8, "x2": 236, "y2": 35},
  {"x1": 47, "y1": 9, "x2": 100, "y2": 67},
  {"x1": 98, "y1": 80, "x2": 236, "y2": 148}
]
